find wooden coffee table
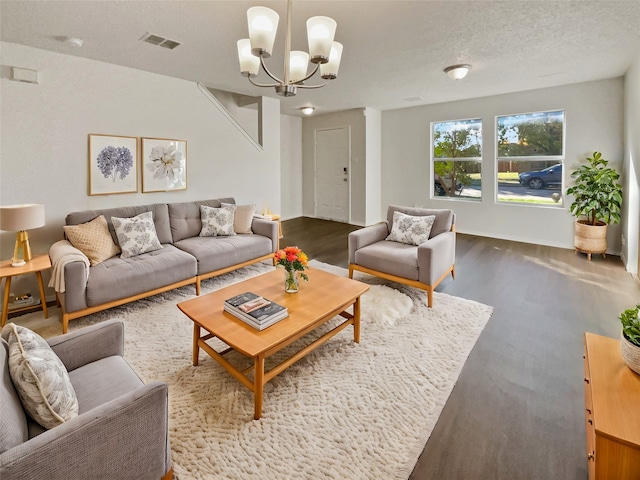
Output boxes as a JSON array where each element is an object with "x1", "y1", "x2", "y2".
[{"x1": 177, "y1": 268, "x2": 369, "y2": 419}]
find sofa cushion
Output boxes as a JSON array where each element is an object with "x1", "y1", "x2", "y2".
[
  {"x1": 112, "y1": 211, "x2": 163, "y2": 258},
  {"x1": 174, "y1": 235, "x2": 273, "y2": 275},
  {"x1": 63, "y1": 215, "x2": 121, "y2": 266},
  {"x1": 1, "y1": 323, "x2": 78, "y2": 430},
  {"x1": 386, "y1": 206, "x2": 453, "y2": 239},
  {"x1": 354, "y1": 240, "x2": 419, "y2": 281},
  {"x1": 68, "y1": 356, "x2": 144, "y2": 414},
  {"x1": 386, "y1": 212, "x2": 435, "y2": 246},
  {"x1": 222, "y1": 203, "x2": 255, "y2": 234},
  {"x1": 199, "y1": 205, "x2": 235, "y2": 237},
  {"x1": 66, "y1": 203, "x2": 173, "y2": 245},
  {"x1": 85, "y1": 244, "x2": 197, "y2": 307},
  {"x1": 0, "y1": 338, "x2": 28, "y2": 453},
  {"x1": 168, "y1": 198, "x2": 235, "y2": 242}
]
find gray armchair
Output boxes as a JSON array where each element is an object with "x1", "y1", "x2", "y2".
[
  {"x1": 349, "y1": 205, "x2": 456, "y2": 307},
  {"x1": 0, "y1": 320, "x2": 172, "y2": 480}
]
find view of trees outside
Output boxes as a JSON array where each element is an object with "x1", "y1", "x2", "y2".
[
  {"x1": 432, "y1": 118, "x2": 482, "y2": 199},
  {"x1": 496, "y1": 110, "x2": 565, "y2": 205}
]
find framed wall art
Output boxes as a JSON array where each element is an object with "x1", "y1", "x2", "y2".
[
  {"x1": 88, "y1": 134, "x2": 138, "y2": 195},
  {"x1": 141, "y1": 137, "x2": 188, "y2": 193}
]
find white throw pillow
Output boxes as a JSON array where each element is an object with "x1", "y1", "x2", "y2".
[
  {"x1": 2, "y1": 323, "x2": 78, "y2": 429},
  {"x1": 386, "y1": 211, "x2": 436, "y2": 246},
  {"x1": 63, "y1": 215, "x2": 121, "y2": 266},
  {"x1": 112, "y1": 211, "x2": 163, "y2": 258},
  {"x1": 199, "y1": 205, "x2": 236, "y2": 237},
  {"x1": 222, "y1": 202, "x2": 255, "y2": 234}
]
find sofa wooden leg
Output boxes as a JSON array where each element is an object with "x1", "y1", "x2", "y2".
[
  {"x1": 195, "y1": 279, "x2": 201, "y2": 296},
  {"x1": 62, "y1": 313, "x2": 69, "y2": 334},
  {"x1": 451, "y1": 265, "x2": 456, "y2": 279},
  {"x1": 348, "y1": 265, "x2": 354, "y2": 279},
  {"x1": 161, "y1": 467, "x2": 173, "y2": 480}
]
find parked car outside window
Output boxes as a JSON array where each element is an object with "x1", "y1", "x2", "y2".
[{"x1": 518, "y1": 164, "x2": 562, "y2": 189}]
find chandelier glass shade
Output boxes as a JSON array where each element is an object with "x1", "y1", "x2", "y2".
[{"x1": 237, "y1": 0, "x2": 343, "y2": 97}]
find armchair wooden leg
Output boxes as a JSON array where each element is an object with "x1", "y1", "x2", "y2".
[
  {"x1": 451, "y1": 265, "x2": 456, "y2": 279},
  {"x1": 161, "y1": 467, "x2": 173, "y2": 480},
  {"x1": 348, "y1": 265, "x2": 354, "y2": 279},
  {"x1": 427, "y1": 288, "x2": 434, "y2": 308}
]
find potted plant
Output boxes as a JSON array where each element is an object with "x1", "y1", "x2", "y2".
[
  {"x1": 566, "y1": 151, "x2": 623, "y2": 260},
  {"x1": 619, "y1": 304, "x2": 640, "y2": 375}
]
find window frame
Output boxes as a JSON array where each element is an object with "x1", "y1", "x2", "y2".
[
  {"x1": 494, "y1": 109, "x2": 566, "y2": 206},
  {"x1": 430, "y1": 117, "x2": 483, "y2": 201}
]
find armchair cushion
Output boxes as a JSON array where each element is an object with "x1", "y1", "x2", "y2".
[
  {"x1": 0, "y1": 338, "x2": 27, "y2": 454},
  {"x1": 354, "y1": 240, "x2": 419, "y2": 281},
  {"x1": 387, "y1": 205, "x2": 453, "y2": 238},
  {"x1": 386, "y1": 211, "x2": 435, "y2": 246},
  {"x1": 1, "y1": 323, "x2": 78, "y2": 430}
]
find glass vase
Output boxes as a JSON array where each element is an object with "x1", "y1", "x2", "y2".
[{"x1": 284, "y1": 268, "x2": 299, "y2": 293}]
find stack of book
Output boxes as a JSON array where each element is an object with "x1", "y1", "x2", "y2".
[{"x1": 224, "y1": 292, "x2": 288, "y2": 330}]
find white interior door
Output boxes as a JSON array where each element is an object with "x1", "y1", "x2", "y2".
[{"x1": 315, "y1": 127, "x2": 350, "y2": 222}]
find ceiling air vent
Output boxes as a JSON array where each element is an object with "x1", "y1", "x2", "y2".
[{"x1": 140, "y1": 32, "x2": 181, "y2": 50}]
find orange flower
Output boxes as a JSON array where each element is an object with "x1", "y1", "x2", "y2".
[{"x1": 274, "y1": 246, "x2": 309, "y2": 282}]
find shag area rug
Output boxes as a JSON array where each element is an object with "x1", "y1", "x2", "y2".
[{"x1": 14, "y1": 260, "x2": 493, "y2": 480}]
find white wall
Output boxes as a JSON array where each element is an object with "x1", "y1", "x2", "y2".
[
  {"x1": 364, "y1": 108, "x2": 382, "y2": 225},
  {"x1": 623, "y1": 52, "x2": 640, "y2": 276},
  {"x1": 0, "y1": 42, "x2": 283, "y2": 297},
  {"x1": 280, "y1": 114, "x2": 303, "y2": 220},
  {"x1": 382, "y1": 79, "x2": 625, "y2": 252}
]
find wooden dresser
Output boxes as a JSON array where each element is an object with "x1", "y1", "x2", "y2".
[{"x1": 583, "y1": 332, "x2": 640, "y2": 479}]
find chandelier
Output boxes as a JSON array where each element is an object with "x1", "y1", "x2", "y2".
[{"x1": 236, "y1": 0, "x2": 343, "y2": 97}]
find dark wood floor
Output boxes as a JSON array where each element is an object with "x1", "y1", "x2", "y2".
[{"x1": 281, "y1": 216, "x2": 640, "y2": 480}]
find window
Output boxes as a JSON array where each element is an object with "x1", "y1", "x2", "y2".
[
  {"x1": 432, "y1": 118, "x2": 482, "y2": 200},
  {"x1": 496, "y1": 110, "x2": 564, "y2": 205}
]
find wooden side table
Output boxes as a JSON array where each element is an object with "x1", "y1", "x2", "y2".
[
  {"x1": 1, "y1": 254, "x2": 51, "y2": 327},
  {"x1": 583, "y1": 332, "x2": 640, "y2": 479}
]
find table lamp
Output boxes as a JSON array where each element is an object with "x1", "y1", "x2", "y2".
[{"x1": 0, "y1": 204, "x2": 46, "y2": 267}]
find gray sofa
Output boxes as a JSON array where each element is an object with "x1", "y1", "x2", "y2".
[
  {"x1": 54, "y1": 198, "x2": 278, "y2": 332},
  {"x1": 0, "y1": 319, "x2": 172, "y2": 480}
]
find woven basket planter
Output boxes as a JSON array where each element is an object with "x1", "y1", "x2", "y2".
[
  {"x1": 574, "y1": 220, "x2": 607, "y2": 260},
  {"x1": 621, "y1": 332, "x2": 640, "y2": 375}
]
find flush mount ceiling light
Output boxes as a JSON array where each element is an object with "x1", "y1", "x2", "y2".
[
  {"x1": 64, "y1": 36, "x2": 84, "y2": 47},
  {"x1": 237, "y1": 0, "x2": 343, "y2": 97},
  {"x1": 444, "y1": 64, "x2": 471, "y2": 80},
  {"x1": 300, "y1": 106, "x2": 315, "y2": 115}
]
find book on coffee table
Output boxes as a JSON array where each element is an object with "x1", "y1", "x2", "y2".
[{"x1": 224, "y1": 292, "x2": 288, "y2": 330}]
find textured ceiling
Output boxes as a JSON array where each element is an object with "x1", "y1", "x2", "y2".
[{"x1": 2, "y1": 0, "x2": 640, "y2": 116}]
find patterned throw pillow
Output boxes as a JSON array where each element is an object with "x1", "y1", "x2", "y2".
[
  {"x1": 112, "y1": 211, "x2": 163, "y2": 258},
  {"x1": 63, "y1": 215, "x2": 121, "y2": 266},
  {"x1": 222, "y1": 203, "x2": 256, "y2": 234},
  {"x1": 199, "y1": 205, "x2": 236, "y2": 237},
  {"x1": 2, "y1": 323, "x2": 78, "y2": 430},
  {"x1": 386, "y1": 211, "x2": 436, "y2": 246}
]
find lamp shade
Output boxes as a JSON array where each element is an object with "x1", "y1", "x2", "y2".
[
  {"x1": 247, "y1": 6, "x2": 279, "y2": 58},
  {"x1": 289, "y1": 50, "x2": 310, "y2": 83},
  {"x1": 320, "y1": 41, "x2": 343, "y2": 79},
  {"x1": 0, "y1": 204, "x2": 45, "y2": 231},
  {"x1": 237, "y1": 39, "x2": 260, "y2": 77},
  {"x1": 307, "y1": 16, "x2": 336, "y2": 63}
]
